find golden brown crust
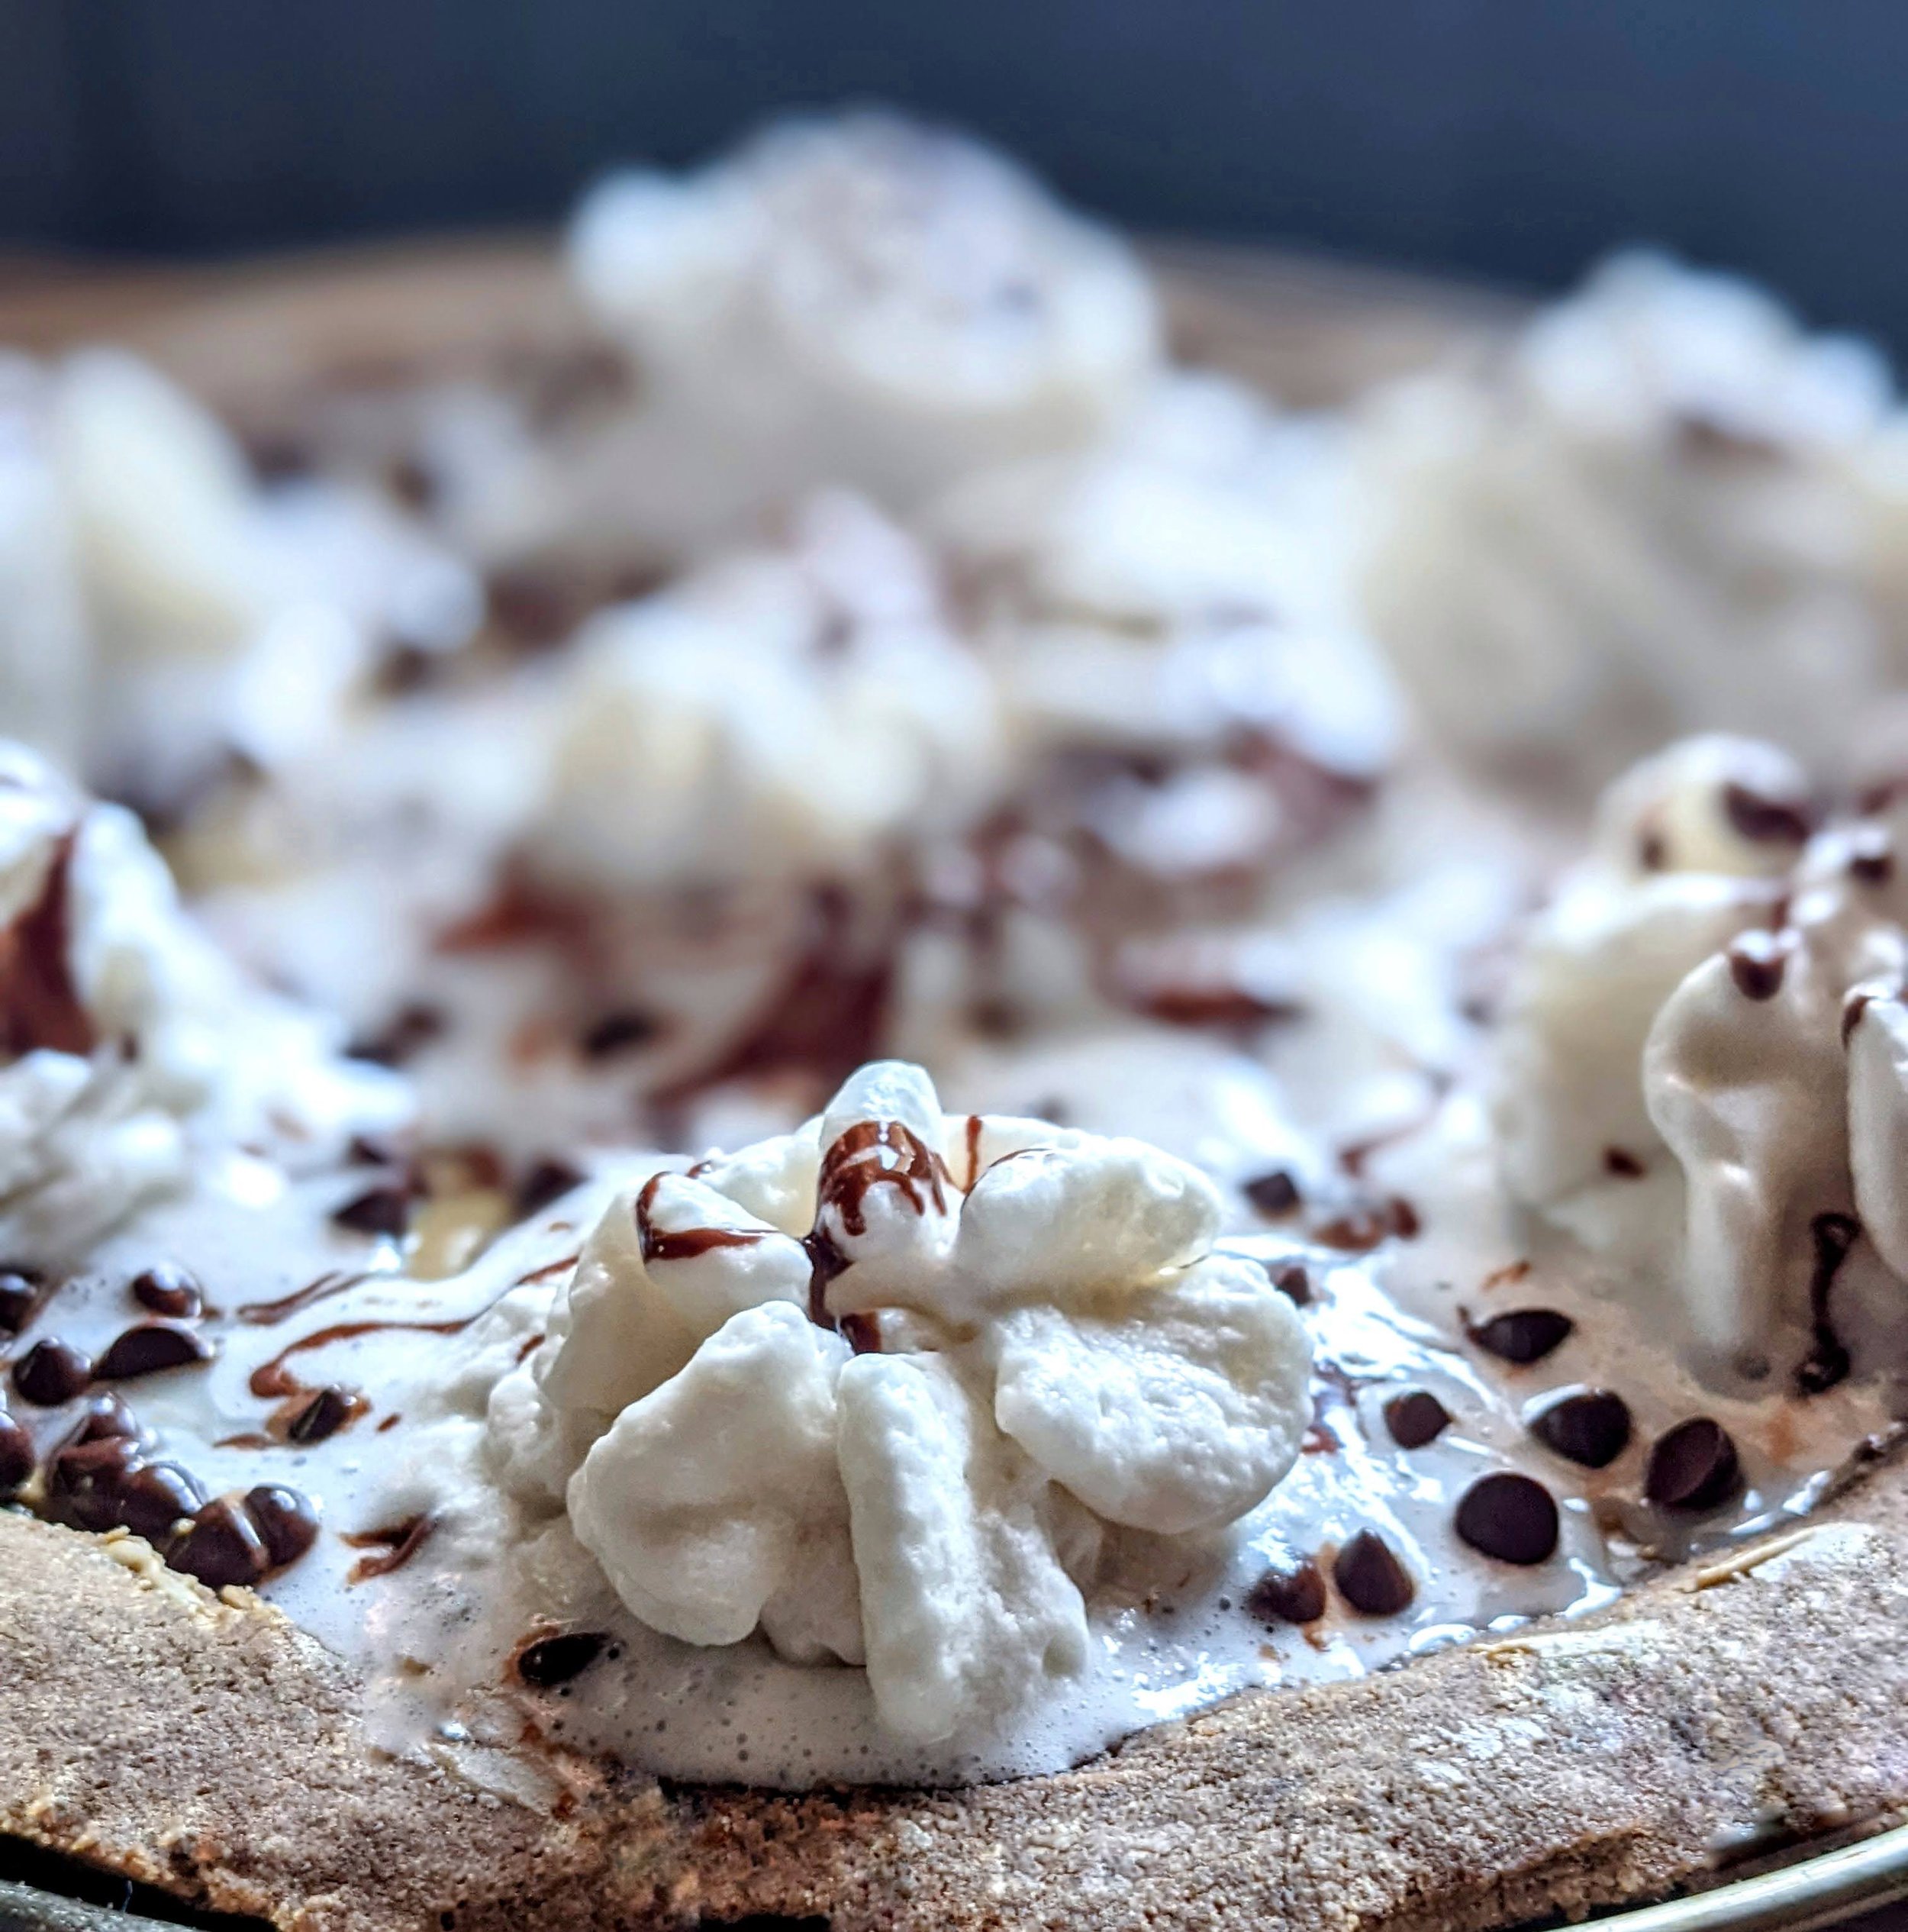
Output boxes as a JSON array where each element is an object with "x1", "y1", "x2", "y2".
[{"x1": 9, "y1": 1450, "x2": 1908, "y2": 1932}]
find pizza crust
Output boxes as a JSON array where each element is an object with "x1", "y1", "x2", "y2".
[{"x1": 8, "y1": 1446, "x2": 1908, "y2": 1932}]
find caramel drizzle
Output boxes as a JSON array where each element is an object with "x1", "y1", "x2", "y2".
[
  {"x1": 236, "y1": 1269, "x2": 382, "y2": 1327},
  {"x1": 343, "y1": 1513, "x2": 437, "y2": 1583},
  {"x1": 634, "y1": 1172, "x2": 765, "y2": 1264}
]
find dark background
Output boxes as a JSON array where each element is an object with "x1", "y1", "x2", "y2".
[{"x1": 5, "y1": 1, "x2": 1906, "y2": 353}]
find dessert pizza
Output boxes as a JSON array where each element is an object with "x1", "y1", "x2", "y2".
[{"x1": 6, "y1": 112, "x2": 1908, "y2": 1932}]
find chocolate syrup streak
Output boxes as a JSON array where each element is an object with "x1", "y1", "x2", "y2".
[
  {"x1": 247, "y1": 1300, "x2": 502, "y2": 1405},
  {"x1": 634, "y1": 1172, "x2": 765, "y2": 1264},
  {"x1": 0, "y1": 830, "x2": 93, "y2": 1058},
  {"x1": 236, "y1": 1269, "x2": 383, "y2": 1327},
  {"x1": 343, "y1": 1513, "x2": 436, "y2": 1583}
]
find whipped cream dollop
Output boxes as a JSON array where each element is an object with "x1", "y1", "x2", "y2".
[
  {"x1": 1354, "y1": 254, "x2": 1898, "y2": 792},
  {"x1": 559, "y1": 114, "x2": 1159, "y2": 550},
  {"x1": 0, "y1": 743, "x2": 406, "y2": 1261},
  {"x1": 1492, "y1": 732, "x2": 1908, "y2": 1380},
  {"x1": 488, "y1": 1059, "x2": 1310, "y2": 1740},
  {"x1": 528, "y1": 492, "x2": 1000, "y2": 893},
  {"x1": 0, "y1": 349, "x2": 480, "y2": 805}
]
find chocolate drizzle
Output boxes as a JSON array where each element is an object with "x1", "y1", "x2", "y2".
[
  {"x1": 248, "y1": 1305, "x2": 497, "y2": 1408},
  {"x1": 0, "y1": 831, "x2": 93, "y2": 1059},
  {"x1": 237, "y1": 1269, "x2": 382, "y2": 1327},
  {"x1": 816, "y1": 1119, "x2": 949, "y2": 1237},
  {"x1": 1797, "y1": 1211, "x2": 1860, "y2": 1395},
  {"x1": 802, "y1": 1227, "x2": 849, "y2": 1330},
  {"x1": 634, "y1": 1172, "x2": 765, "y2": 1264},
  {"x1": 343, "y1": 1513, "x2": 437, "y2": 1583}
]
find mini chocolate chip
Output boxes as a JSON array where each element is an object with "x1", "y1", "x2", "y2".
[
  {"x1": 11, "y1": 1337, "x2": 91, "y2": 1405},
  {"x1": 0, "y1": 1410, "x2": 31, "y2": 1494},
  {"x1": 1603, "y1": 1146, "x2": 1645, "y2": 1179},
  {"x1": 1332, "y1": 1530, "x2": 1415, "y2": 1616},
  {"x1": 58, "y1": 1391, "x2": 143, "y2": 1448},
  {"x1": 1454, "y1": 1472, "x2": 1559, "y2": 1565},
  {"x1": 0, "y1": 1269, "x2": 40, "y2": 1334},
  {"x1": 1849, "y1": 830, "x2": 1896, "y2": 885},
  {"x1": 1383, "y1": 1390, "x2": 1452, "y2": 1450},
  {"x1": 114, "y1": 1461, "x2": 208, "y2": 1542},
  {"x1": 579, "y1": 1009, "x2": 659, "y2": 1060},
  {"x1": 1645, "y1": 1418, "x2": 1742, "y2": 1512},
  {"x1": 332, "y1": 1185, "x2": 411, "y2": 1237},
  {"x1": 346, "y1": 1001, "x2": 446, "y2": 1069},
  {"x1": 1243, "y1": 1170, "x2": 1301, "y2": 1217},
  {"x1": 1529, "y1": 1389, "x2": 1632, "y2": 1469},
  {"x1": 1637, "y1": 829, "x2": 1668, "y2": 871},
  {"x1": 347, "y1": 1131, "x2": 409, "y2": 1168},
  {"x1": 516, "y1": 1158, "x2": 586, "y2": 1219},
  {"x1": 1723, "y1": 782, "x2": 1814, "y2": 847},
  {"x1": 517, "y1": 1630, "x2": 610, "y2": 1687},
  {"x1": 286, "y1": 1386, "x2": 357, "y2": 1444},
  {"x1": 1727, "y1": 932, "x2": 1790, "y2": 1001},
  {"x1": 44, "y1": 1436, "x2": 142, "y2": 1530},
  {"x1": 131, "y1": 1264, "x2": 202, "y2": 1318},
  {"x1": 170, "y1": 1497, "x2": 270, "y2": 1588},
  {"x1": 243, "y1": 1485, "x2": 320, "y2": 1568},
  {"x1": 1245, "y1": 1558, "x2": 1328, "y2": 1626},
  {"x1": 1268, "y1": 1261, "x2": 1312, "y2": 1307},
  {"x1": 1465, "y1": 1307, "x2": 1574, "y2": 1366},
  {"x1": 94, "y1": 1321, "x2": 214, "y2": 1381}
]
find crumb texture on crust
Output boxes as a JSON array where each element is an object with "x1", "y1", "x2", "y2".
[{"x1": 8, "y1": 1467, "x2": 1908, "y2": 1932}]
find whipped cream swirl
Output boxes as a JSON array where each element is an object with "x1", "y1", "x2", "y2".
[
  {"x1": 488, "y1": 1059, "x2": 1311, "y2": 1741},
  {"x1": 1493, "y1": 733, "x2": 1908, "y2": 1380}
]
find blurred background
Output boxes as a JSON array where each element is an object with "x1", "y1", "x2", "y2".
[{"x1": 3, "y1": 0, "x2": 1906, "y2": 349}]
